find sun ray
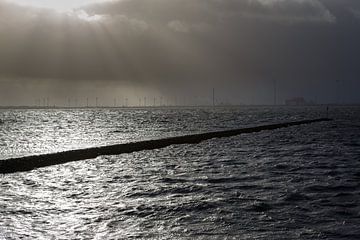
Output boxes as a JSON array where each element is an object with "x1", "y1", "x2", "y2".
[{"x1": 6, "y1": 0, "x2": 112, "y2": 11}]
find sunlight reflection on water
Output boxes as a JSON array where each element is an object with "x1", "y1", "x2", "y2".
[
  {"x1": 0, "y1": 107, "x2": 326, "y2": 159},
  {"x1": 1, "y1": 106, "x2": 360, "y2": 239}
]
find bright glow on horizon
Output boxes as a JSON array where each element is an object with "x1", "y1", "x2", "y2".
[{"x1": 7, "y1": 0, "x2": 112, "y2": 11}]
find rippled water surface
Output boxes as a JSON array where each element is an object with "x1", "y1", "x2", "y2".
[{"x1": 1, "y1": 106, "x2": 360, "y2": 239}]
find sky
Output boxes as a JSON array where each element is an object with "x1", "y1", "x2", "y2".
[{"x1": 0, "y1": 0, "x2": 359, "y2": 106}]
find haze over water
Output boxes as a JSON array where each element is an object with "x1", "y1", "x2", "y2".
[{"x1": 1, "y1": 106, "x2": 360, "y2": 239}]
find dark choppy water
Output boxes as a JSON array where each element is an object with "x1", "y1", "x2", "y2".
[{"x1": 1, "y1": 106, "x2": 360, "y2": 239}]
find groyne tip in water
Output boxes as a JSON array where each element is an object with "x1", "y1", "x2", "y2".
[{"x1": 0, "y1": 118, "x2": 332, "y2": 174}]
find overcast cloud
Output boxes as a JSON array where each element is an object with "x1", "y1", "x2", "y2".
[{"x1": 0, "y1": 0, "x2": 359, "y2": 104}]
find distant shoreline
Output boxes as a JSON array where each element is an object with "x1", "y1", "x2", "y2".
[{"x1": 0, "y1": 104, "x2": 359, "y2": 110}]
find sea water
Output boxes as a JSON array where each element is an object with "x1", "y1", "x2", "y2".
[{"x1": 0, "y1": 106, "x2": 359, "y2": 239}]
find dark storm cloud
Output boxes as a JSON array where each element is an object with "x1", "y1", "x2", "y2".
[{"x1": 0, "y1": 0, "x2": 359, "y2": 102}]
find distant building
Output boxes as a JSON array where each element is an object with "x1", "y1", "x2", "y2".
[{"x1": 285, "y1": 97, "x2": 308, "y2": 106}]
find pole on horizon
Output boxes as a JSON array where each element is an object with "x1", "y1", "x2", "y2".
[
  {"x1": 274, "y1": 79, "x2": 277, "y2": 106},
  {"x1": 213, "y1": 88, "x2": 215, "y2": 107}
]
